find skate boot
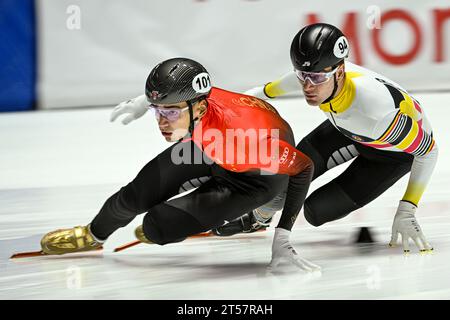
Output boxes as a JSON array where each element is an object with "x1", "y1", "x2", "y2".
[
  {"x1": 211, "y1": 211, "x2": 272, "y2": 236},
  {"x1": 135, "y1": 225, "x2": 153, "y2": 244},
  {"x1": 40, "y1": 225, "x2": 104, "y2": 255}
]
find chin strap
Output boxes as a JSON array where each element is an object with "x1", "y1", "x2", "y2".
[
  {"x1": 177, "y1": 100, "x2": 196, "y2": 143},
  {"x1": 320, "y1": 73, "x2": 339, "y2": 113},
  {"x1": 184, "y1": 100, "x2": 203, "y2": 158},
  {"x1": 323, "y1": 73, "x2": 338, "y2": 105},
  {"x1": 187, "y1": 100, "x2": 195, "y2": 136},
  {"x1": 187, "y1": 97, "x2": 206, "y2": 136}
]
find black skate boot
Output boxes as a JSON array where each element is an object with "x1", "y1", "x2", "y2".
[{"x1": 211, "y1": 212, "x2": 272, "y2": 236}]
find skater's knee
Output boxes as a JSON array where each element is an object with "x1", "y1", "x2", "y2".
[
  {"x1": 303, "y1": 200, "x2": 326, "y2": 227},
  {"x1": 143, "y1": 204, "x2": 205, "y2": 245},
  {"x1": 142, "y1": 214, "x2": 167, "y2": 245},
  {"x1": 304, "y1": 182, "x2": 360, "y2": 227},
  {"x1": 304, "y1": 196, "x2": 345, "y2": 227}
]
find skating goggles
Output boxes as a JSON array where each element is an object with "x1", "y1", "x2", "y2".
[
  {"x1": 148, "y1": 105, "x2": 189, "y2": 122},
  {"x1": 295, "y1": 67, "x2": 339, "y2": 85}
]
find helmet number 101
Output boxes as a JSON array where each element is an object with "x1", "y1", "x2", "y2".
[{"x1": 193, "y1": 73, "x2": 212, "y2": 93}]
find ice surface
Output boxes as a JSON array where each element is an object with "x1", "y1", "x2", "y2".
[{"x1": 1, "y1": 93, "x2": 449, "y2": 299}]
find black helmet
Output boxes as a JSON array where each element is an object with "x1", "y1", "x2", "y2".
[
  {"x1": 290, "y1": 23, "x2": 349, "y2": 72},
  {"x1": 145, "y1": 57, "x2": 212, "y2": 104}
]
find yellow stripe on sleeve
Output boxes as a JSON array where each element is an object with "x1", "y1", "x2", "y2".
[
  {"x1": 264, "y1": 79, "x2": 287, "y2": 98},
  {"x1": 402, "y1": 182, "x2": 426, "y2": 206},
  {"x1": 396, "y1": 119, "x2": 419, "y2": 150},
  {"x1": 399, "y1": 94, "x2": 419, "y2": 121}
]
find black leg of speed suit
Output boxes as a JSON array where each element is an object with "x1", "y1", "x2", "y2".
[
  {"x1": 145, "y1": 169, "x2": 287, "y2": 244},
  {"x1": 90, "y1": 140, "x2": 287, "y2": 244},
  {"x1": 297, "y1": 120, "x2": 414, "y2": 226},
  {"x1": 90, "y1": 141, "x2": 212, "y2": 240}
]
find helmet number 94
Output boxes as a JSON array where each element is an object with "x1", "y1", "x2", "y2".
[
  {"x1": 192, "y1": 73, "x2": 212, "y2": 93},
  {"x1": 333, "y1": 36, "x2": 349, "y2": 59}
]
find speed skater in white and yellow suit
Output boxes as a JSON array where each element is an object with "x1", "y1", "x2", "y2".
[{"x1": 213, "y1": 23, "x2": 438, "y2": 254}]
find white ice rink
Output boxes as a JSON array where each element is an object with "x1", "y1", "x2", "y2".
[{"x1": 1, "y1": 93, "x2": 449, "y2": 300}]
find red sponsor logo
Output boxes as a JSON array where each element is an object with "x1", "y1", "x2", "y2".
[{"x1": 306, "y1": 8, "x2": 450, "y2": 65}]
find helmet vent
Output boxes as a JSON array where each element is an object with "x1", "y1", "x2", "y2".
[{"x1": 168, "y1": 64, "x2": 180, "y2": 76}]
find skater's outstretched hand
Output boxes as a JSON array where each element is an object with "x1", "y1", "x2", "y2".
[
  {"x1": 268, "y1": 228, "x2": 321, "y2": 272},
  {"x1": 110, "y1": 95, "x2": 149, "y2": 125},
  {"x1": 389, "y1": 200, "x2": 433, "y2": 253}
]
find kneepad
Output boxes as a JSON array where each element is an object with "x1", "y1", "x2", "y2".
[
  {"x1": 143, "y1": 203, "x2": 206, "y2": 245},
  {"x1": 304, "y1": 182, "x2": 360, "y2": 227}
]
